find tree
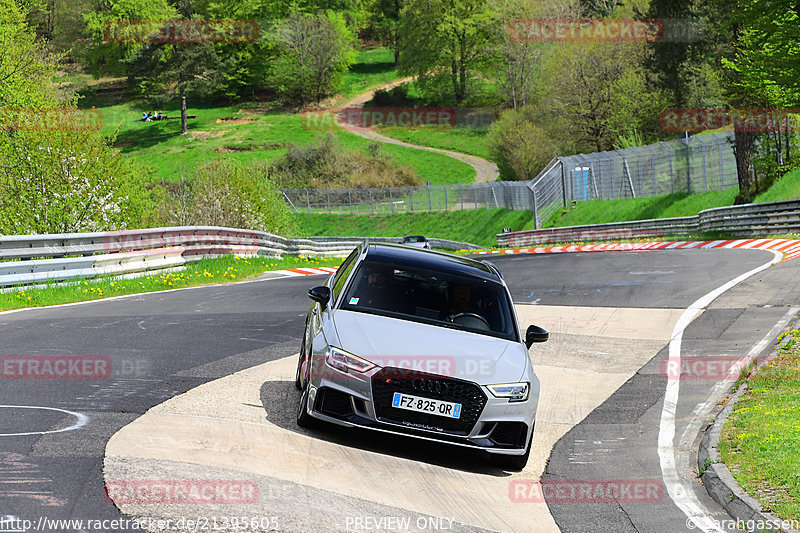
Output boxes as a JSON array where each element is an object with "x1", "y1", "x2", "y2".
[
  {"x1": 0, "y1": 128, "x2": 153, "y2": 233},
  {"x1": 125, "y1": 35, "x2": 222, "y2": 134},
  {"x1": 487, "y1": 107, "x2": 557, "y2": 181},
  {"x1": 83, "y1": 0, "x2": 178, "y2": 76},
  {"x1": 645, "y1": 0, "x2": 694, "y2": 108},
  {"x1": 398, "y1": 0, "x2": 498, "y2": 104},
  {"x1": 721, "y1": 0, "x2": 800, "y2": 101},
  {"x1": 0, "y1": 0, "x2": 154, "y2": 233},
  {"x1": 494, "y1": 0, "x2": 575, "y2": 110},
  {"x1": 703, "y1": 0, "x2": 800, "y2": 202},
  {"x1": 270, "y1": 11, "x2": 356, "y2": 104},
  {"x1": 580, "y1": 0, "x2": 621, "y2": 17},
  {"x1": 547, "y1": 42, "x2": 655, "y2": 152},
  {"x1": 0, "y1": 0, "x2": 62, "y2": 109},
  {"x1": 370, "y1": 0, "x2": 403, "y2": 65}
]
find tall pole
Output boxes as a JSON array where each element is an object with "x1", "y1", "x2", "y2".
[{"x1": 685, "y1": 131, "x2": 691, "y2": 193}]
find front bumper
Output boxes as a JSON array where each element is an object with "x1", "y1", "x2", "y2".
[{"x1": 303, "y1": 364, "x2": 538, "y2": 455}]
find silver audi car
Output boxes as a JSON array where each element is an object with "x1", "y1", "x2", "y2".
[{"x1": 295, "y1": 242, "x2": 548, "y2": 470}]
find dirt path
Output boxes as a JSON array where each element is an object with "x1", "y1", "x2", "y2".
[{"x1": 339, "y1": 79, "x2": 499, "y2": 184}]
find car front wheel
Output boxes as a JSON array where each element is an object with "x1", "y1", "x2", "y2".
[
  {"x1": 294, "y1": 337, "x2": 307, "y2": 391},
  {"x1": 296, "y1": 386, "x2": 318, "y2": 428}
]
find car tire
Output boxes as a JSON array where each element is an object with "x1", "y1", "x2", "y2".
[
  {"x1": 492, "y1": 429, "x2": 533, "y2": 471},
  {"x1": 294, "y1": 336, "x2": 306, "y2": 391},
  {"x1": 296, "y1": 386, "x2": 318, "y2": 429},
  {"x1": 295, "y1": 317, "x2": 311, "y2": 390}
]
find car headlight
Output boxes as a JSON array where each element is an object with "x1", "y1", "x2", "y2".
[
  {"x1": 325, "y1": 347, "x2": 376, "y2": 374},
  {"x1": 487, "y1": 382, "x2": 529, "y2": 402}
]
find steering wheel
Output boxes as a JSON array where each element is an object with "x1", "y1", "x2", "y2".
[{"x1": 450, "y1": 312, "x2": 491, "y2": 330}]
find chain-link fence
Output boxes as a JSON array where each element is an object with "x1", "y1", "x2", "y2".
[
  {"x1": 281, "y1": 132, "x2": 739, "y2": 226},
  {"x1": 282, "y1": 181, "x2": 537, "y2": 215},
  {"x1": 531, "y1": 132, "x2": 737, "y2": 228}
]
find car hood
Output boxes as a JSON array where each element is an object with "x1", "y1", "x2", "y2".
[{"x1": 330, "y1": 310, "x2": 528, "y2": 384}]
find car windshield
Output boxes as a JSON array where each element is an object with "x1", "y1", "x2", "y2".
[
  {"x1": 339, "y1": 259, "x2": 518, "y2": 341},
  {"x1": 403, "y1": 236, "x2": 425, "y2": 243}
]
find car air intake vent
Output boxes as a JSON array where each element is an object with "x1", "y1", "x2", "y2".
[
  {"x1": 317, "y1": 388, "x2": 354, "y2": 418},
  {"x1": 489, "y1": 422, "x2": 528, "y2": 448},
  {"x1": 371, "y1": 367, "x2": 487, "y2": 435}
]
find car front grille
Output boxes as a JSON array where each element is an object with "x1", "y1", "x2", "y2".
[{"x1": 371, "y1": 367, "x2": 487, "y2": 435}]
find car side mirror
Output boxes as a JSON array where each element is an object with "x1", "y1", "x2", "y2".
[
  {"x1": 308, "y1": 286, "x2": 331, "y2": 307},
  {"x1": 525, "y1": 325, "x2": 549, "y2": 348}
]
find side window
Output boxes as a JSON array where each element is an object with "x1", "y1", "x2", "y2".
[{"x1": 332, "y1": 249, "x2": 359, "y2": 304}]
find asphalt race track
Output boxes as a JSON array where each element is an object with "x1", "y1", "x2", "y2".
[{"x1": 1, "y1": 248, "x2": 799, "y2": 533}]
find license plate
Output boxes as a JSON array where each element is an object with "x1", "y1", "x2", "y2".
[{"x1": 391, "y1": 392, "x2": 462, "y2": 419}]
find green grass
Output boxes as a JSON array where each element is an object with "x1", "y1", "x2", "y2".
[
  {"x1": 71, "y1": 46, "x2": 473, "y2": 184},
  {"x1": 0, "y1": 255, "x2": 343, "y2": 311},
  {"x1": 542, "y1": 188, "x2": 740, "y2": 228},
  {"x1": 87, "y1": 100, "x2": 473, "y2": 184},
  {"x1": 375, "y1": 125, "x2": 491, "y2": 159},
  {"x1": 289, "y1": 166, "x2": 800, "y2": 246},
  {"x1": 294, "y1": 209, "x2": 534, "y2": 248},
  {"x1": 720, "y1": 330, "x2": 800, "y2": 521},
  {"x1": 755, "y1": 167, "x2": 800, "y2": 203},
  {"x1": 339, "y1": 47, "x2": 400, "y2": 100}
]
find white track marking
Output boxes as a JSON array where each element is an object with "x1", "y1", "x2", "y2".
[
  {"x1": 659, "y1": 249, "x2": 783, "y2": 532},
  {"x1": 675, "y1": 307, "x2": 799, "y2": 524},
  {"x1": 0, "y1": 405, "x2": 88, "y2": 437}
]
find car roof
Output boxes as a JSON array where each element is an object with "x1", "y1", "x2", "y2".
[{"x1": 364, "y1": 243, "x2": 500, "y2": 282}]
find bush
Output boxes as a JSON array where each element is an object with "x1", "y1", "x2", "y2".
[
  {"x1": 162, "y1": 159, "x2": 296, "y2": 235},
  {"x1": 487, "y1": 107, "x2": 557, "y2": 181},
  {"x1": 269, "y1": 132, "x2": 421, "y2": 189},
  {"x1": 0, "y1": 128, "x2": 155, "y2": 234}
]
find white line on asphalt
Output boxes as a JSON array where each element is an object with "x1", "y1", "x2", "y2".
[
  {"x1": 674, "y1": 306, "x2": 799, "y2": 527},
  {"x1": 658, "y1": 249, "x2": 783, "y2": 532},
  {"x1": 0, "y1": 405, "x2": 88, "y2": 437}
]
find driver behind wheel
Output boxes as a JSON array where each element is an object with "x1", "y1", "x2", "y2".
[{"x1": 442, "y1": 283, "x2": 482, "y2": 320}]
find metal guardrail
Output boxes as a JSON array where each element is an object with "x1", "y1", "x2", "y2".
[
  {"x1": 0, "y1": 227, "x2": 483, "y2": 288},
  {"x1": 497, "y1": 199, "x2": 800, "y2": 247}
]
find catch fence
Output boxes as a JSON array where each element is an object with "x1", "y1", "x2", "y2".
[{"x1": 282, "y1": 132, "x2": 739, "y2": 228}]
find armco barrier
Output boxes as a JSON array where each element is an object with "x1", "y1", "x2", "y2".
[
  {"x1": 0, "y1": 227, "x2": 483, "y2": 288},
  {"x1": 91, "y1": 247, "x2": 186, "y2": 277},
  {"x1": 498, "y1": 199, "x2": 800, "y2": 247},
  {"x1": 0, "y1": 248, "x2": 186, "y2": 287}
]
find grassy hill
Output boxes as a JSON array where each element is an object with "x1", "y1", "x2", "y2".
[{"x1": 72, "y1": 48, "x2": 476, "y2": 185}]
